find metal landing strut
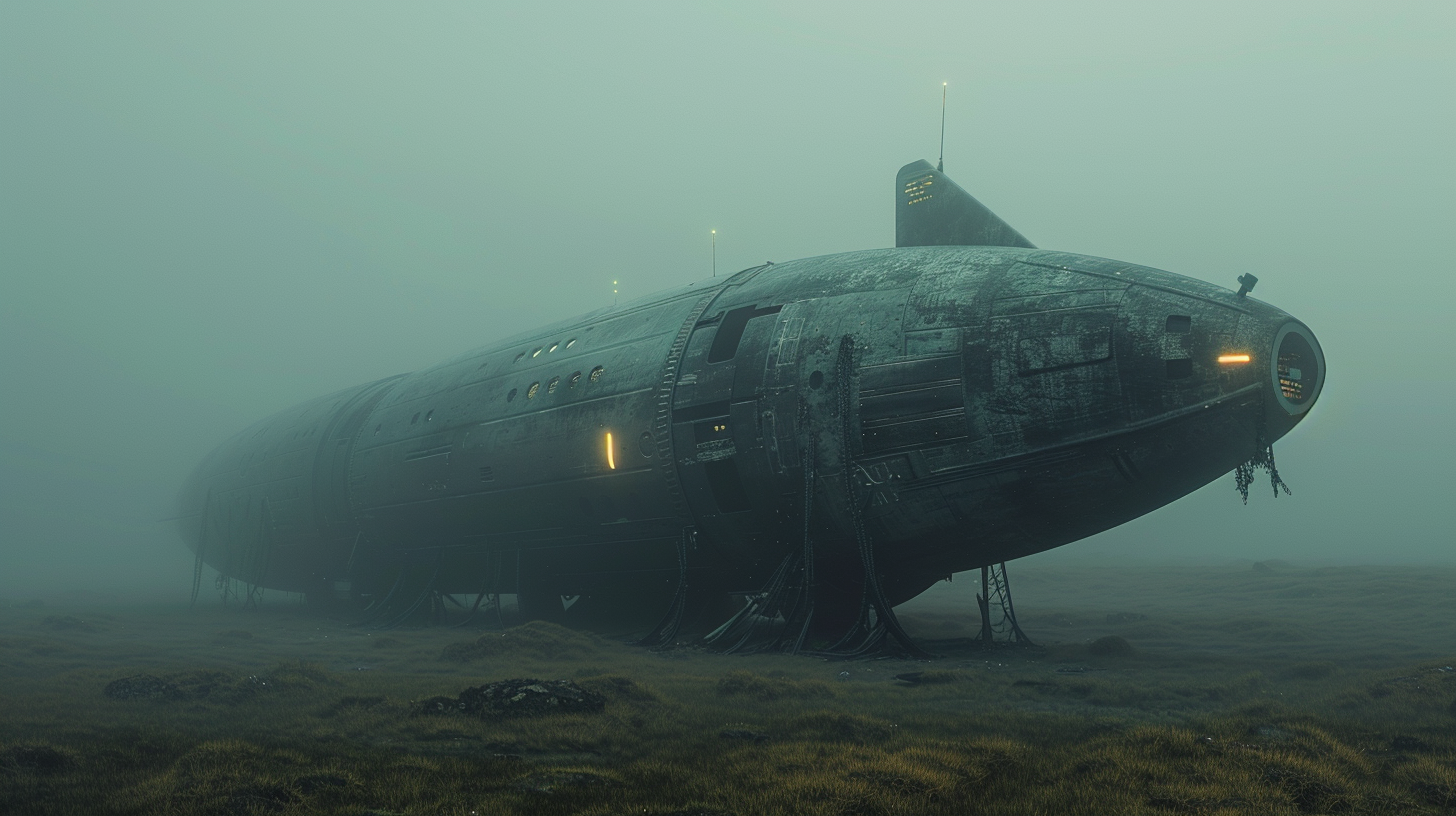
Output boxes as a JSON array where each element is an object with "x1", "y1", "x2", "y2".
[{"x1": 975, "y1": 561, "x2": 1036, "y2": 648}]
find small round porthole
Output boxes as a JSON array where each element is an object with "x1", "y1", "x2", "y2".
[
  {"x1": 565, "y1": 338, "x2": 577, "y2": 349},
  {"x1": 547, "y1": 376, "x2": 559, "y2": 394},
  {"x1": 527, "y1": 382, "x2": 540, "y2": 398},
  {"x1": 568, "y1": 371, "x2": 582, "y2": 388},
  {"x1": 548, "y1": 342, "x2": 559, "y2": 353},
  {"x1": 809, "y1": 370, "x2": 824, "y2": 390},
  {"x1": 507, "y1": 388, "x2": 517, "y2": 402},
  {"x1": 589, "y1": 365, "x2": 604, "y2": 382},
  {"x1": 531, "y1": 347, "x2": 542, "y2": 358},
  {"x1": 410, "y1": 412, "x2": 420, "y2": 425},
  {"x1": 425, "y1": 409, "x2": 434, "y2": 422},
  {"x1": 514, "y1": 352, "x2": 525, "y2": 363}
]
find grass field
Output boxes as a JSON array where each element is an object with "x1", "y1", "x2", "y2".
[{"x1": 3, "y1": 561, "x2": 1454, "y2": 814}]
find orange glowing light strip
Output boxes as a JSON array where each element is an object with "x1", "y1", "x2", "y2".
[
  {"x1": 1217, "y1": 354, "x2": 1252, "y2": 364},
  {"x1": 605, "y1": 432, "x2": 615, "y2": 470}
]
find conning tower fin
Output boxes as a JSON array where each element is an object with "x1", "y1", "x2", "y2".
[{"x1": 895, "y1": 159, "x2": 1034, "y2": 249}]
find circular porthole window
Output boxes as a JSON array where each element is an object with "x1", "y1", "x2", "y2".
[
  {"x1": 527, "y1": 382, "x2": 540, "y2": 398},
  {"x1": 1270, "y1": 322, "x2": 1325, "y2": 416},
  {"x1": 589, "y1": 366, "x2": 605, "y2": 382},
  {"x1": 506, "y1": 388, "x2": 517, "y2": 403}
]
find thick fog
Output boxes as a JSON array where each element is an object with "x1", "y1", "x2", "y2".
[{"x1": 2, "y1": 2, "x2": 1452, "y2": 601}]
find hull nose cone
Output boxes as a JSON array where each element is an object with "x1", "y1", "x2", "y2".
[{"x1": 1265, "y1": 320, "x2": 1325, "y2": 439}]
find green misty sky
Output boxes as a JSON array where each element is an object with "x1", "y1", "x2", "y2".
[{"x1": 1, "y1": 1, "x2": 1453, "y2": 599}]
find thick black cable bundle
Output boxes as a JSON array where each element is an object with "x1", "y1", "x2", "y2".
[
  {"x1": 635, "y1": 527, "x2": 694, "y2": 649},
  {"x1": 350, "y1": 547, "x2": 444, "y2": 630},
  {"x1": 811, "y1": 335, "x2": 930, "y2": 659},
  {"x1": 700, "y1": 450, "x2": 820, "y2": 655}
]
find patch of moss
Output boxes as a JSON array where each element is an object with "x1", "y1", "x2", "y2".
[
  {"x1": 1087, "y1": 635, "x2": 1135, "y2": 657},
  {"x1": 212, "y1": 628, "x2": 254, "y2": 643},
  {"x1": 1284, "y1": 661, "x2": 1337, "y2": 680},
  {"x1": 577, "y1": 674, "x2": 661, "y2": 704},
  {"x1": 442, "y1": 620, "x2": 604, "y2": 662},
  {"x1": 784, "y1": 711, "x2": 895, "y2": 744},
  {"x1": 894, "y1": 669, "x2": 967, "y2": 685},
  {"x1": 39, "y1": 616, "x2": 98, "y2": 633},
  {"x1": 4, "y1": 570, "x2": 1456, "y2": 815},
  {"x1": 318, "y1": 696, "x2": 389, "y2": 718},
  {"x1": 715, "y1": 670, "x2": 833, "y2": 702},
  {"x1": 0, "y1": 743, "x2": 77, "y2": 773}
]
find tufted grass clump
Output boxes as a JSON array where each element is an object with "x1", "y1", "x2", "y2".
[
  {"x1": 6, "y1": 565, "x2": 1456, "y2": 814},
  {"x1": 716, "y1": 669, "x2": 834, "y2": 701},
  {"x1": 1087, "y1": 634, "x2": 1135, "y2": 657},
  {"x1": 441, "y1": 620, "x2": 606, "y2": 663}
]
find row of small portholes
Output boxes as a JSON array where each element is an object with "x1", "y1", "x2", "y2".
[
  {"x1": 381, "y1": 365, "x2": 607, "y2": 432},
  {"x1": 514, "y1": 338, "x2": 578, "y2": 363},
  {"x1": 507, "y1": 365, "x2": 605, "y2": 402}
]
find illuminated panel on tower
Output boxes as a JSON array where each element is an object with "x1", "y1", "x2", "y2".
[{"x1": 903, "y1": 174, "x2": 935, "y2": 206}]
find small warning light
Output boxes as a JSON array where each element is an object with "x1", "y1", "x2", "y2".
[{"x1": 1217, "y1": 354, "x2": 1252, "y2": 364}]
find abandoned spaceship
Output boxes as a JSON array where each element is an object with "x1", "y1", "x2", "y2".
[{"x1": 178, "y1": 159, "x2": 1324, "y2": 653}]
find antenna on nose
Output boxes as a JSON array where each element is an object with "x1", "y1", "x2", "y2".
[{"x1": 937, "y1": 82, "x2": 947, "y2": 173}]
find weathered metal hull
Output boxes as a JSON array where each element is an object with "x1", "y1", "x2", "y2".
[{"x1": 179, "y1": 245, "x2": 1323, "y2": 629}]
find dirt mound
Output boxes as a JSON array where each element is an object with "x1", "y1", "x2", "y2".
[{"x1": 415, "y1": 679, "x2": 605, "y2": 718}]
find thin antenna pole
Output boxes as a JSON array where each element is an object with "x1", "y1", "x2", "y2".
[
  {"x1": 711, "y1": 230, "x2": 716, "y2": 278},
  {"x1": 938, "y1": 82, "x2": 947, "y2": 172}
]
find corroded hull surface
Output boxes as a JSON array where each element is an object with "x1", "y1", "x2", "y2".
[{"x1": 180, "y1": 244, "x2": 1322, "y2": 635}]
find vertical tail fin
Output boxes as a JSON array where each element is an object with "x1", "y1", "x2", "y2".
[{"x1": 896, "y1": 159, "x2": 1034, "y2": 249}]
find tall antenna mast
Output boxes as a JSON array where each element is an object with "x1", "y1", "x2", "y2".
[
  {"x1": 711, "y1": 229, "x2": 716, "y2": 278},
  {"x1": 938, "y1": 82, "x2": 947, "y2": 172}
]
